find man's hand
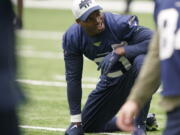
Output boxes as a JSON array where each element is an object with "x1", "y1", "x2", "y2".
[
  {"x1": 98, "y1": 52, "x2": 120, "y2": 75},
  {"x1": 116, "y1": 100, "x2": 139, "y2": 132},
  {"x1": 65, "y1": 122, "x2": 84, "y2": 135}
]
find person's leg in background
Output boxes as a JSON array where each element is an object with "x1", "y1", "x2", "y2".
[
  {"x1": 0, "y1": 1, "x2": 24, "y2": 135},
  {"x1": 130, "y1": 55, "x2": 153, "y2": 135},
  {"x1": 0, "y1": 109, "x2": 20, "y2": 135},
  {"x1": 163, "y1": 106, "x2": 180, "y2": 135},
  {"x1": 124, "y1": 0, "x2": 133, "y2": 14}
]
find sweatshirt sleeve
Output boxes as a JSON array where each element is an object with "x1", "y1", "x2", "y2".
[
  {"x1": 124, "y1": 26, "x2": 153, "y2": 59},
  {"x1": 63, "y1": 31, "x2": 83, "y2": 116}
]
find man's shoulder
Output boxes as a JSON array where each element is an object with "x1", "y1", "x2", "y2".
[
  {"x1": 104, "y1": 12, "x2": 138, "y2": 27},
  {"x1": 65, "y1": 23, "x2": 81, "y2": 36},
  {"x1": 63, "y1": 23, "x2": 84, "y2": 51},
  {"x1": 63, "y1": 23, "x2": 83, "y2": 44}
]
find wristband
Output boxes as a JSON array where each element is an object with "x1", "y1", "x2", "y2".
[{"x1": 71, "y1": 114, "x2": 82, "y2": 122}]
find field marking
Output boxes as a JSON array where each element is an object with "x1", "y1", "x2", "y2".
[
  {"x1": 17, "y1": 78, "x2": 162, "y2": 92},
  {"x1": 17, "y1": 79, "x2": 96, "y2": 89},
  {"x1": 12, "y1": 0, "x2": 154, "y2": 13},
  {"x1": 16, "y1": 30, "x2": 63, "y2": 40},
  {"x1": 20, "y1": 125, "x2": 130, "y2": 135},
  {"x1": 17, "y1": 50, "x2": 63, "y2": 59},
  {"x1": 54, "y1": 75, "x2": 99, "y2": 83},
  {"x1": 17, "y1": 50, "x2": 90, "y2": 60},
  {"x1": 20, "y1": 125, "x2": 65, "y2": 132}
]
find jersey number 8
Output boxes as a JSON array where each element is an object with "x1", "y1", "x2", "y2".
[{"x1": 158, "y1": 8, "x2": 180, "y2": 60}]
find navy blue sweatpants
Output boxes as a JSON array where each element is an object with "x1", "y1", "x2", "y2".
[
  {"x1": 163, "y1": 106, "x2": 180, "y2": 135},
  {"x1": 82, "y1": 55, "x2": 151, "y2": 132},
  {"x1": 0, "y1": 109, "x2": 20, "y2": 135}
]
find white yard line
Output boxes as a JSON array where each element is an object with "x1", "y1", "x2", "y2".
[
  {"x1": 16, "y1": 30, "x2": 63, "y2": 40},
  {"x1": 54, "y1": 75, "x2": 99, "y2": 83},
  {"x1": 17, "y1": 79, "x2": 96, "y2": 89},
  {"x1": 12, "y1": 0, "x2": 154, "y2": 13},
  {"x1": 17, "y1": 50, "x2": 63, "y2": 59},
  {"x1": 20, "y1": 125, "x2": 66, "y2": 132},
  {"x1": 19, "y1": 125, "x2": 130, "y2": 135},
  {"x1": 17, "y1": 49, "x2": 90, "y2": 60},
  {"x1": 17, "y1": 78, "x2": 162, "y2": 92}
]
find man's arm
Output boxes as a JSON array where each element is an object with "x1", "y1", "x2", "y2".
[
  {"x1": 63, "y1": 31, "x2": 84, "y2": 123},
  {"x1": 115, "y1": 15, "x2": 153, "y2": 58},
  {"x1": 64, "y1": 51, "x2": 83, "y2": 122},
  {"x1": 98, "y1": 15, "x2": 152, "y2": 75},
  {"x1": 116, "y1": 33, "x2": 160, "y2": 131},
  {"x1": 123, "y1": 26, "x2": 153, "y2": 59}
]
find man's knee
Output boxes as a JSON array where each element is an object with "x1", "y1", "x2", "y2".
[
  {"x1": 133, "y1": 54, "x2": 145, "y2": 73},
  {"x1": 82, "y1": 110, "x2": 100, "y2": 133},
  {"x1": 82, "y1": 123, "x2": 101, "y2": 133}
]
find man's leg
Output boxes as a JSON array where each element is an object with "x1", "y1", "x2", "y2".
[
  {"x1": 131, "y1": 55, "x2": 153, "y2": 135},
  {"x1": 135, "y1": 100, "x2": 151, "y2": 127},
  {"x1": 124, "y1": 0, "x2": 133, "y2": 13},
  {"x1": 82, "y1": 55, "x2": 145, "y2": 132},
  {"x1": 163, "y1": 106, "x2": 180, "y2": 135},
  {"x1": 82, "y1": 55, "x2": 153, "y2": 133},
  {"x1": 82, "y1": 69, "x2": 136, "y2": 132},
  {"x1": 0, "y1": 109, "x2": 20, "y2": 135}
]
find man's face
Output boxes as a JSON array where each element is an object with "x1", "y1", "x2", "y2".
[{"x1": 77, "y1": 10, "x2": 105, "y2": 36}]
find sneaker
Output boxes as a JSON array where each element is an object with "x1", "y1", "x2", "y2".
[
  {"x1": 65, "y1": 123, "x2": 84, "y2": 135},
  {"x1": 146, "y1": 113, "x2": 158, "y2": 131}
]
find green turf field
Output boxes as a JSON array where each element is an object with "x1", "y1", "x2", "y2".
[{"x1": 16, "y1": 8, "x2": 165, "y2": 135}]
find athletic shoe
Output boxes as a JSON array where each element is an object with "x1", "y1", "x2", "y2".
[
  {"x1": 65, "y1": 123, "x2": 84, "y2": 135},
  {"x1": 146, "y1": 113, "x2": 158, "y2": 131}
]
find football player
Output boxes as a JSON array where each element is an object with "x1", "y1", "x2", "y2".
[
  {"x1": 0, "y1": 0, "x2": 24, "y2": 135},
  {"x1": 63, "y1": 0, "x2": 158, "y2": 135}
]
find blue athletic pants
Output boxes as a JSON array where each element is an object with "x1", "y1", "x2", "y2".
[
  {"x1": 163, "y1": 106, "x2": 180, "y2": 135},
  {"x1": 0, "y1": 109, "x2": 20, "y2": 135},
  {"x1": 82, "y1": 55, "x2": 151, "y2": 132}
]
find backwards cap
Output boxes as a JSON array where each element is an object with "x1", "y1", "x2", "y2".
[{"x1": 72, "y1": 0, "x2": 102, "y2": 21}]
